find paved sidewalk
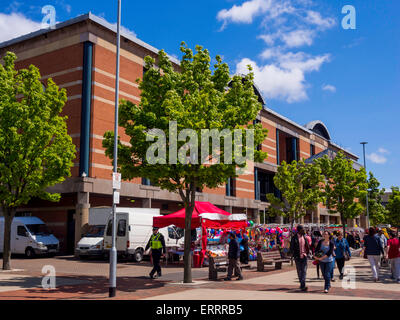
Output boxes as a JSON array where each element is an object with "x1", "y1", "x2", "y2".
[{"x1": 0, "y1": 257, "x2": 398, "y2": 300}]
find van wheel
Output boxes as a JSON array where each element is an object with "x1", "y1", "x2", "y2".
[
  {"x1": 25, "y1": 248, "x2": 35, "y2": 258},
  {"x1": 133, "y1": 249, "x2": 144, "y2": 263}
]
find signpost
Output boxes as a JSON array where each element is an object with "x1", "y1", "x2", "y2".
[{"x1": 109, "y1": 0, "x2": 121, "y2": 298}]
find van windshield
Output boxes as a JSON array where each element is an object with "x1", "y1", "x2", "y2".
[
  {"x1": 26, "y1": 224, "x2": 51, "y2": 236},
  {"x1": 84, "y1": 225, "x2": 105, "y2": 237}
]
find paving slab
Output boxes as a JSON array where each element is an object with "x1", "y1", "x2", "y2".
[{"x1": 143, "y1": 288, "x2": 382, "y2": 300}]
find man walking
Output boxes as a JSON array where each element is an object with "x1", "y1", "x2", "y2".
[
  {"x1": 290, "y1": 225, "x2": 311, "y2": 291},
  {"x1": 224, "y1": 232, "x2": 243, "y2": 281},
  {"x1": 146, "y1": 227, "x2": 166, "y2": 279}
]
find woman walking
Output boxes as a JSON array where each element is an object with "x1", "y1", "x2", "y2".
[
  {"x1": 334, "y1": 231, "x2": 351, "y2": 279},
  {"x1": 363, "y1": 227, "x2": 385, "y2": 282},
  {"x1": 314, "y1": 231, "x2": 335, "y2": 293}
]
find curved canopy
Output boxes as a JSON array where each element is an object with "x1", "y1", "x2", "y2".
[
  {"x1": 305, "y1": 120, "x2": 331, "y2": 140},
  {"x1": 153, "y1": 201, "x2": 247, "y2": 230}
]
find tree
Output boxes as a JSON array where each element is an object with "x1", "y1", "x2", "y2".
[
  {"x1": 103, "y1": 43, "x2": 267, "y2": 283},
  {"x1": 386, "y1": 187, "x2": 400, "y2": 228},
  {"x1": 0, "y1": 52, "x2": 75, "y2": 270},
  {"x1": 360, "y1": 172, "x2": 388, "y2": 226},
  {"x1": 315, "y1": 151, "x2": 367, "y2": 236},
  {"x1": 266, "y1": 159, "x2": 324, "y2": 238}
]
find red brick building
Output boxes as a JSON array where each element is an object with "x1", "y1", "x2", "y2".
[{"x1": 0, "y1": 14, "x2": 366, "y2": 253}]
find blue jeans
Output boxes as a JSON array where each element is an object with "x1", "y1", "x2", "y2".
[
  {"x1": 295, "y1": 257, "x2": 308, "y2": 288},
  {"x1": 320, "y1": 261, "x2": 333, "y2": 290}
]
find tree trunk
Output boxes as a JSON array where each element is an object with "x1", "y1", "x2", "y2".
[
  {"x1": 2, "y1": 207, "x2": 16, "y2": 270},
  {"x1": 342, "y1": 214, "x2": 346, "y2": 238},
  {"x1": 182, "y1": 183, "x2": 196, "y2": 283},
  {"x1": 290, "y1": 219, "x2": 294, "y2": 266}
]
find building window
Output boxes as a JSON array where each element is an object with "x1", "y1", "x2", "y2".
[
  {"x1": 226, "y1": 177, "x2": 236, "y2": 197},
  {"x1": 253, "y1": 119, "x2": 262, "y2": 151},
  {"x1": 142, "y1": 178, "x2": 155, "y2": 186},
  {"x1": 310, "y1": 144, "x2": 315, "y2": 156}
]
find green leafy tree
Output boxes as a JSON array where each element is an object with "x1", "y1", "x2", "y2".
[
  {"x1": 386, "y1": 187, "x2": 400, "y2": 228},
  {"x1": 315, "y1": 151, "x2": 367, "y2": 235},
  {"x1": 103, "y1": 43, "x2": 267, "y2": 283},
  {"x1": 360, "y1": 172, "x2": 388, "y2": 226},
  {"x1": 0, "y1": 52, "x2": 75, "y2": 270},
  {"x1": 266, "y1": 160, "x2": 324, "y2": 238}
]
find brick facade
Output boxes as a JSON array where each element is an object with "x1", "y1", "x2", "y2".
[{"x1": 0, "y1": 14, "x2": 364, "y2": 253}]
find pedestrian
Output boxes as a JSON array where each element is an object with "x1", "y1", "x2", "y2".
[
  {"x1": 224, "y1": 232, "x2": 243, "y2": 281},
  {"x1": 378, "y1": 229, "x2": 388, "y2": 268},
  {"x1": 347, "y1": 231, "x2": 355, "y2": 249},
  {"x1": 290, "y1": 225, "x2": 311, "y2": 291},
  {"x1": 239, "y1": 232, "x2": 249, "y2": 265},
  {"x1": 334, "y1": 231, "x2": 351, "y2": 280},
  {"x1": 145, "y1": 227, "x2": 166, "y2": 279},
  {"x1": 363, "y1": 227, "x2": 385, "y2": 282},
  {"x1": 314, "y1": 230, "x2": 335, "y2": 293},
  {"x1": 330, "y1": 233, "x2": 337, "y2": 282},
  {"x1": 386, "y1": 231, "x2": 400, "y2": 283}
]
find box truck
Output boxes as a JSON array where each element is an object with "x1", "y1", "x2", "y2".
[
  {"x1": 103, "y1": 207, "x2": 184, "y2": 262},
  {"x1": 0, "y1": 216, "x2": 59, "y2": 257}
]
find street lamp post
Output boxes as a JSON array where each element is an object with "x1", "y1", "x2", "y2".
[
  {"x1": 361, "y1": 142, "x2": 370, "y2": 229},
  {"x1": 109, "y1": 0, "x2": 121, "y2": 298}
]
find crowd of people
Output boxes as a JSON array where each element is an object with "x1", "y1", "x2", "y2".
[{"x1": 291, "y1": 225, "x2": 400, "y2": 293}]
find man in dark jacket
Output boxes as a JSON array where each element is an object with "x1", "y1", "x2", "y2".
[
  {"x1": 224, "y1": 233, "x2": 243, "y2": 281},
  {"x1": 146, "y1": 227, "x2": 166, "y2": 279},
  {"x1": 290, "y1": 225, "x2": 311, "y2": 291}
]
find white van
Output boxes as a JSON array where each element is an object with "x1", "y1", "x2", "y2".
[
  {"x1": 75, "y1": 207, "x2": 110, "y2": 259},
  {"x1": 103, "y1": 207, "x2": 184, "y2": 262},
  {"x1": 0, "y1": 217, "x2": 59, "y2": 257}
]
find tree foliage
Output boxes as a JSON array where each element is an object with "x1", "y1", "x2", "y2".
[
  {"x1": 315, "y1": 151, "x2": 367, "y2": 234},
  {"x1": 0, "y1": 52, "x2": 75, "y2": 269},
  {"x1": 387, "y1": 187, "x2": 400, "y2": 227},
  {"x1": 360, "y1": 172, "x2": 388, "y2": 226},
  {"x1": 103, "y1": 43, "x2": 267, "y2": 282},
  {"x1": 266, "y1": 159, "x2": 324, "y2": 234}
]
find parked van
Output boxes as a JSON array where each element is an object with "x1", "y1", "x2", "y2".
[
  {"x1": 0, "y1": 217, "x2": 59, "y2": 257},
  {"x1": 75, "y1": 207, "x2": 110, "y2": 259},
  {"x1": 103, "y1": 208, "x2": 184, "y2": 262}
]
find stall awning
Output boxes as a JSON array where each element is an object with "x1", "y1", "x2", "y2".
[{"x1": 153, "y1": 201, "x2": 246, "y2": 229}]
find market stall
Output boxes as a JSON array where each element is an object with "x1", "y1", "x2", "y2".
[
  {"x1": 245, "y1": 223, "x2": 293, "y2": 260},
  {"x1": 153, "y1": 201, "x2": 247, "y2": 266}
]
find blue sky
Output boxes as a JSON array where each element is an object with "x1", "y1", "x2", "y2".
[{"x1": 1, "y1": 0, "x2": 399, "y2": 189}]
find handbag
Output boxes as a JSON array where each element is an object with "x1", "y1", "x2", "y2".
[{"x1": 344, "y1": 251, "x2": 350, "y2": 261}]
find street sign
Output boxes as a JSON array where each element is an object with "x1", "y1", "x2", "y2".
[
  {"x1": 113, "y1": 172, "x2": 121, "y2": 190},
  {"x1": 113, "y1": 191, "x2": 120, "y2": 204}
]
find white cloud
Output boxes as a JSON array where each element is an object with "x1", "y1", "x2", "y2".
[
  {"x1": 217, "y1": 0, "x2": 272, "y2": 28},
  {"x1": 378, "y1": 147, "x2": 389, "y2": 154},
  {"x1": 367, "y1": 153, "x2": 387, "y2": 164},
  {"x1": 0, "y1": 12, "x2": 42, "y2": 43},
  {"x1": 281, "y1": 29, "x2": 315, "y2": 47},
  {"x1": 322, "y1": 84, "x2": 336, "y2": 93},
  {"x1": 304, "y1": 10, "x2": 336, "y2": 29},
  {"x1": 237, "y1": 58, "x2": 306, "y2": 103},
  {"x1": 278, "y1": 51, "x2": 330, "y2": 72},
  {"x1": 237, "y1": 50, "x2": 330, "y2": 103},
  {"x1": 219, "y1": 0, "x2": 336, "y2": 103}
]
